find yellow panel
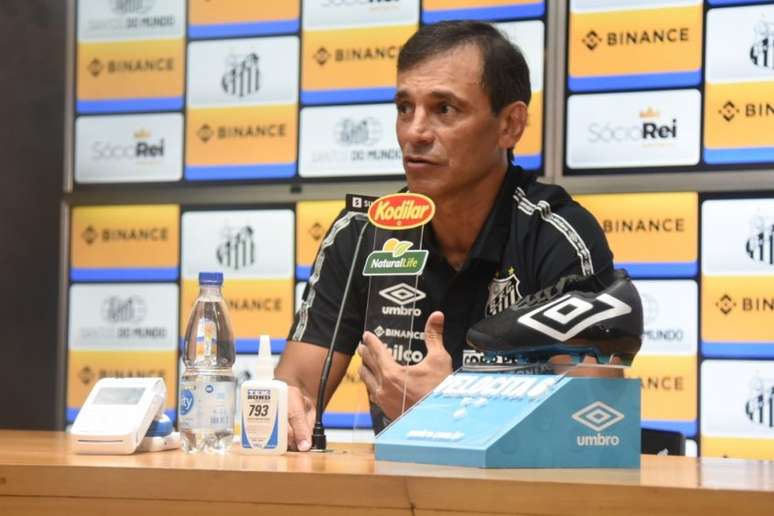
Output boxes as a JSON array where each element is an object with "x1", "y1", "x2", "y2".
[
  {"x1": 702, "y1": 276, "x2": 774, "y2": 343},
  {"x1": 303, "y1": 25, "x2": 417, "y2": 91},
  {"x1": 515, "y1": 89, "x2": 542, "y2": 158},
  {"x1": 326, "y1": 352, "x2": 371, "y2": 417},
  {"x1": 569, "y1": 5, "x2": 702, "y2": 77},
  {"x1": 68, "y1": 350, "x2": 178, "y2": 411},
  {"x1": 574, "y1": 192, "x2": 698, "y2": 264},
  {"x1": 77, "y1": 39, "x2": 184, "y2": 100},
  {"x1": 71, "y1": 205, "x2": 179, "y2": 269},
  {"x1": 189, "y1": 0, "x2": 299, "y2": 25},
  {"x1": 296, "y1": 201, "x2": 346, "y2": 268},
  {"x1": 704, "y1": 81, "x2": 774, "y2": 149},
  {"x1": 186, "y1": 105, "x2": 298, "y2": 166},
  {"x1": 702, "y1": 436, "x2": 774, "y2": 459},
  {"x1": 626, "y1": 355, "x2": 697, "y2": 421},
  {"x1": 181, "y1": 279, "x2": 293, "y2": 341}
]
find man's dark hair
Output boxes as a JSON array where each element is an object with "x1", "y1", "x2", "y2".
[{"x1": 397, "y1": 20, "x2": 532, "y2": 114}]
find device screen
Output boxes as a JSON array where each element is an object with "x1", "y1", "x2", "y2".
[{"x1": 93, "y1": 387, "x2": 145, "y2": 405}]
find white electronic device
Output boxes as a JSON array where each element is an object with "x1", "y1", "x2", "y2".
[{"x1": 71, "y1": 377, "x2": 166, "y2": 455}]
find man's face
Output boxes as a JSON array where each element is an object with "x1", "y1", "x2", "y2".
[{"x1": 395, "y1": 44, "x2": 507, "y2": 201}]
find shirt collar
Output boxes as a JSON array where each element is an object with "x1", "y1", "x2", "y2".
[{"x1": 422, "y1": 164, "x2": 526, "y2": 266}]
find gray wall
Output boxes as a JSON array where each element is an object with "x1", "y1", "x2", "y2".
[{"x1": 0, "y1": 0, "x2": 65, "y2": 429}]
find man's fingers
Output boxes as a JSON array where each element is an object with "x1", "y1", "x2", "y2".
[
  {"x1": 423, "y1": 311, "x2": 446, "y2": 355},
  {"x1": 287, "y1": 386, "x2": 312, "y2": 452},
  {"x1": 361, "y1": 330, "x2": 396, "y2": 369},
  {"x1": 358, "y1": 360, "x2": 379, "y2": 401}
]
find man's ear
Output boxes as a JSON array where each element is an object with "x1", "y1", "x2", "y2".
[{"x1": 498, "y1": 100, "x2": 528, "y2": 151}]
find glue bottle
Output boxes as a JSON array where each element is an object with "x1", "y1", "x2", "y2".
[{"x1": 239, "y1": 335, "x2": 288, "y2": 454}]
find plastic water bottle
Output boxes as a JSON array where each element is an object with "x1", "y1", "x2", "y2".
[{"x1": 179, "y1": 272, "x2": 236, "y2": 453}]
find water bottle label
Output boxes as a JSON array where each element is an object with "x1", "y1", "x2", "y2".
[
  {"x1": 178, "y1": 379, "x2": 235, "y2": 432},
  {"x1": 241, "y1": 387, "x2": 279, "y2": 449},
  {"x1": 195, "y1": 319, "x2": 217, "y2": 361}
]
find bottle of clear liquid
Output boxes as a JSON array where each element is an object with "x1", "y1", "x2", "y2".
[{"x1": 179, "y1": 272, "x2": 236, "y2": 453}]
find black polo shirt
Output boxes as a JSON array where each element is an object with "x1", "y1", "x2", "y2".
[{"x1": 289, "y1": 164, "x2": 614, "y2": 430}]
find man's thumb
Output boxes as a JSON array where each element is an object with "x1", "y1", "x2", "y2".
[{"x1": 424, "y1": 311, "x2": 445, "y2": 354}]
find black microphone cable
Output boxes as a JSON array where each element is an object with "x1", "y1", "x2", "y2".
[{"x1": 311, "y1": 219, "x2": 370, "y2": 451}]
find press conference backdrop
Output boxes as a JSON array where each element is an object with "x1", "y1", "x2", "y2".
[{"x1": 63, "y1": 0, "x2": 774, "y2": 458}]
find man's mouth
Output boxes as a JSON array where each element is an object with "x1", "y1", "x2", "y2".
[{"x1": 404, "y1": 156, "x2": 438, "y2": 166}]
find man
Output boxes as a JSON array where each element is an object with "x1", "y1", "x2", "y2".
[{"x1": 276, "y1": 21, "x2": 615, "y2": 451}]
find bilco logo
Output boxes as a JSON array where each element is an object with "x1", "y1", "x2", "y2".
[
  {"x1": 746, "y1": 375, "x2": 774, "y2": 429},
  {"x1": 216, "y1": 225, "x2": 255, "y2": 271},
  {"x1": 587, "y1": 107, "x2": 678, "y2": 144},
  {"x1": 716, "y1": 293, "x2": 774, "y2": 315},
  {"x1": 101, "y1": 295, "x2": 147, "y2": 324},
  {"x1": 80, "y1": 225, "x2": 169, "y2": 245},
  {"x1": 334, "y1": 117, "x2": 381, "y2": 146},
  {"x1": 582, "y1": 26, "x2": 690, "y2": 51},
  {"x1": 572, "y1": 401, "x2": 624, "y2": 446},
  {"x1": 222, "y1": 52, "x2": 260, "y2": 98},
  {"x1": 110, "y1": 0, "x2": 155, "y2": 15},
  {"x1": 91, "y1": 129, "x2": 165, "y2": 161},
  {"x1": 313, "y1": 45, "x2": 400, "y2": 66},
  {"x1": 718, "y1": 100, "x2": 774, "y2": 123},
  {"x1": 746, "y1": 217, "x2": 774, "y2": 266},
  {"x1": 750, "y1": 18, "x2": 774, "y2": 71},
  {"x1": 85, "y1": 56, "x2": 173, "y2": 77},
  {"x1": 368, "y1": 193, "x2": 435, "y2": 230}
]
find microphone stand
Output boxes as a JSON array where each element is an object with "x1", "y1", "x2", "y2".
[{"x1": 311, "y1": 221, "x2": 370, "y2": 451}]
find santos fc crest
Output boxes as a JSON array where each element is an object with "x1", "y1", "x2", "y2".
[{"x1": 486, "y1": 270, "x2": 521, "y2": 316}]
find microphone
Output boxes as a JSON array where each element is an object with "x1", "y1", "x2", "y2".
[{"x1": 311, "y1": 218, "x2": 370, "y2": 451}]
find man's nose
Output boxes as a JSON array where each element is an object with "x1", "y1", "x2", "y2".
[{"x1": 405, "y1": 108, "x2": 434, "y2": 145}]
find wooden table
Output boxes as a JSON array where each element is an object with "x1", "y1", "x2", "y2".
[{"x1": 1, "y1": 430, "x2": 773, "y2": 515}]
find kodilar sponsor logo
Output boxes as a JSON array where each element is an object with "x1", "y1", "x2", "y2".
[{"x1": 368, "y1": 193, "x2": 435, "y2": 230}]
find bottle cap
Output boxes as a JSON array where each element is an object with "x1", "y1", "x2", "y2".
[
  {"x1": 256, "y1": 335, "x2": 274, "y2": 379},
  {"x1": 199, "y1": 272, "x2": 224, "y2": 286}
]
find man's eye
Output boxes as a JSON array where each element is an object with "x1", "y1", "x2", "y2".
[
  {"x1": 439, "y1": 103, "x2": 454, "y2": 114},
  {"x1": 396, "y1": 103, "x2": 411, "y2": 114}
]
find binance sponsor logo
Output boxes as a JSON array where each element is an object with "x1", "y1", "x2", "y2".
[
  {"x1": 222, "y1": 52, "x2": 260, "y2": 98},
  {"x1": 716, "y1": 293, "x2": 774, "y2": 315},
  {"x1": 308, "y1": 222, "x2": 325, "y2": 242},
  {"x1": 86, "y1": 57, "x2": 175, "y2": 78},
  {"x1": 216, "y1": 225, "x2": 255, "y2": 271},
  {"x1": 226, "y1": 296, "x2": 283, "y2": 312},
  {"x1": 746, "y1": 217, "x2": 774, "y2": 266},
  {"x1": 312, "y1": 45, "x2": 401, "y2": 66},
  {"x1": 640, "y1": 375, "x2": 685, "y2": 391},
  {"x1": 78, "y1": 365, "x2": 168, "y2": 387},
  {"x1": 588, "y1": 107, "x2": 678, "y2": 144},
  {"x1": 196, "y1": 122, "x2": 287, "y2": 143},
  {"x1": 718, "y1": 100, "x2": 774, "y2": 123},
  {"x1": 746, "y1": 375, "x2": 774, "y2": 429},
  {"x1": 91, "y1": 129, "x2": 165, "y2": 161},
  {"x1": 602, "y1": 217, "x2": 685, "y2": 233},
  {"x1": 373, "y1": 325, "x2": 424, "y2": 341},
  {"x1": 80, "y1": 225, "x2": 169, "y2": 245},
  {"x1": 582, "y1": 27, "x2": 691, "y2": 51},
  {"x1": 750, "y1": 18, "x2": 774, "y2": 71}
]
